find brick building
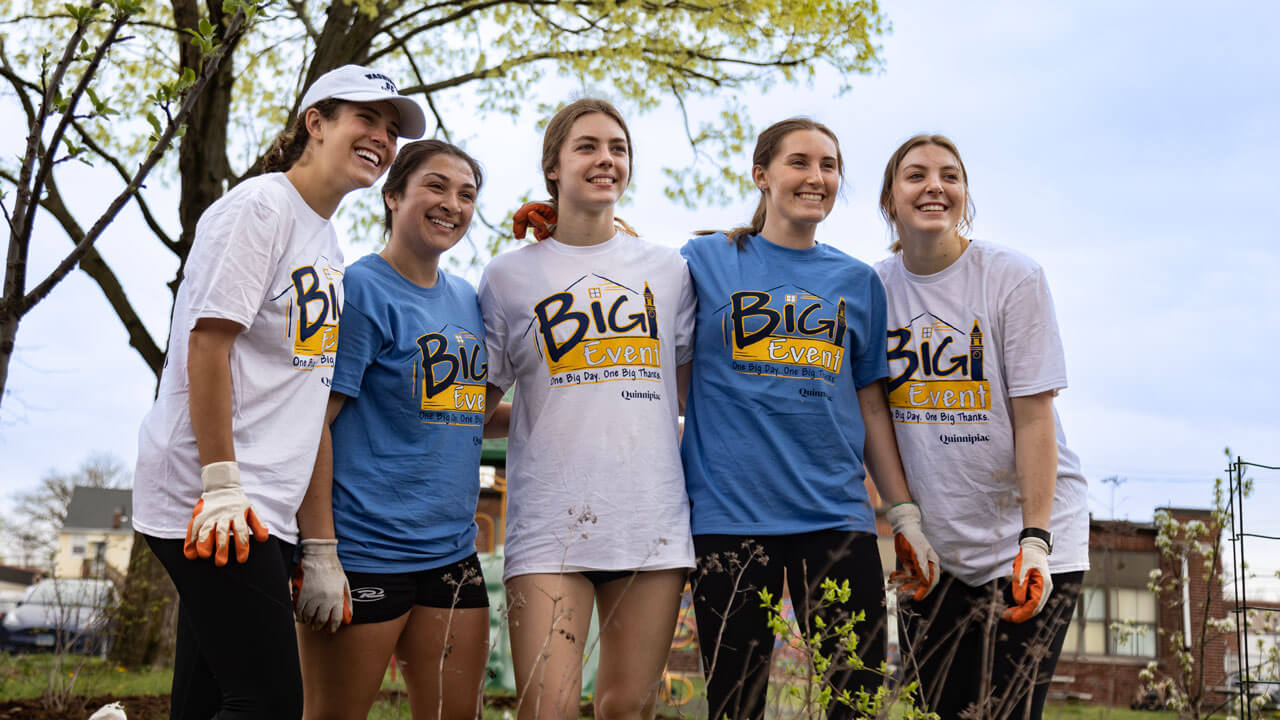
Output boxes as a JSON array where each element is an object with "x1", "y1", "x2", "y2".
[{"x1": 1055, "y1": 508, "x2": 1229, "y2": 707}]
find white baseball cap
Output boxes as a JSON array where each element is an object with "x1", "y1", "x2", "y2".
[{"x1": 297, "y1": 65, "x2": 426, "y2": 139}]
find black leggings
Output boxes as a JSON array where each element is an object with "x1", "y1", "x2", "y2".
[
  {"x1": 690, "y1": 531, "x2": 887, "y2": 720},
  {"x1": 899, "y1": 569, "x2": 1083, "y2": 720},
  {"x1": 146, "y1": 535, "x2": 301, "y2": 720}
]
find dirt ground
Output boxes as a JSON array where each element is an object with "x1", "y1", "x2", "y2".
[
  {"x1": 0, "y1": 694, "x2": 170, "y2": 719},
  {"x1": 0, "y1": 692, "x2": 605, "y2": 720}
]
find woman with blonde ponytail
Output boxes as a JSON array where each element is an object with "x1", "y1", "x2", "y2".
[
  {"x1": 478, "y1": 98, "x2": 695, "y2": 720},
  {"x1": 680, "y1": 118, "x2": 936, "y2": 720}
]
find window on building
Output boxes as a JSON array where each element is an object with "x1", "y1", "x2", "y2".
[
  {"x1": 1060, "y1": 548, "x2": 1159, "y2": 658},
  {"x1": 70, "y1": 534, "x2": 87, "y2": 557},
  {"x1": 1111, "y1": 587, "x2": 1158, "y2": 656}
]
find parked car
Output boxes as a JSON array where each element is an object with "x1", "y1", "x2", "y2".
[
  {"x1": 0, "y1": 588, "x2": 26, "y2": 622},
  {"x1": 0, "y1": 578, "x2": 116, "y2": 655}
]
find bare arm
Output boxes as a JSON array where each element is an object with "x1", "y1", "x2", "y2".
[
  {"x1": 296, "y1": 394, "x2": 347, "y2": 540},
  {"x1": 676, "y1": 362, "x2": 691, "y2": 415},
  {"x1": 1010, "y1": 390, "x2": 1057, "y2": 529},
  {"x1": 483, "y1": 383, "x2": 510, "y2": 438},
  {"x1": 187, "y1": 318, "x2": 243, "y2": 466},
  {"x1": 857, "y1": 379, "x2": 913, "y2": 507}
]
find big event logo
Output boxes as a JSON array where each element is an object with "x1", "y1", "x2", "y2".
[
  {"x1": 284, "y1": 262, "x2": 342, "y2": 371},
  {"x1": 717, "y1": 287, "x2": 847, "y2": 383},
  {"x1": 886, "y1": 313, "x2": 991, "y2": 425},
  {"x1": 415, "y1": 326, "x2": 486, "y2": 426},
  {"x1": 529, "y1": 275, "x2": 663, "y2": 388}
]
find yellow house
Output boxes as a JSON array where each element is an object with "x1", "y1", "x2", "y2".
[{"x1": 56, "y1": 487, "x2": 133, "y2": 581}]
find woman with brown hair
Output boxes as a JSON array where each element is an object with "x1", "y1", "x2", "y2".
[
  {"x1": 479, "y1": 98, "x2": 695, "y2": 720},
  {"x1": 679, "y1": 117, "x2": 936, "y2": 720},
  {"x1": 291, "y1": 139, "x2": 493, "y2": 720},
  {"x1": 875, "y1": 133, "x2": 1088, "y2": 720},
  {"x1": 132, "y1": 65, "x2": 424, "y2": 719}
]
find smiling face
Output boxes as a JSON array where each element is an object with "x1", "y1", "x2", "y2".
[
  {"x1": 308, "y1": 100, "x2": 402, "y2": 193},
  {"x1": 546, "y1": 112, "x2": 630, "y2": 212},
  {"x1": 754, "y1": 129, "x2": 840, "y2": 233},
  {"x1": 386, "y1": 153, "x2": 477, "y2": 258},
  {"x1": 889, "y1": 143, "x2": 968, "y2": 240}
]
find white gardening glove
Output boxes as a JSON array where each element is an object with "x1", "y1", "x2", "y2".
[
  {"x1": 1003, "y1": 536, "x2": 1052, "y2": 623},
  {"x1": 886, "y1": 502, "x2": 939, "y2": 601},
  {"x1": 183, "y1": 461, "x2": 269, "y2": 566},
  {"x1": 291, "y1": 538, "x2": 352, "y2": 633}
]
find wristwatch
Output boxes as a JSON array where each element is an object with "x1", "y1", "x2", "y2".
[{"x1": 1019, "y1": 527, "x2": 1054, "y2": 554}]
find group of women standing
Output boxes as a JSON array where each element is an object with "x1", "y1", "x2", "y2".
[{"x1": 132, "y1": 63, "x2": 1088, "y2": 720}]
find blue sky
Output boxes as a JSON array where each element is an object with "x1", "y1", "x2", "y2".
[{"x1": 2, "y1": 0, "x2": 1278, "y2": 587}]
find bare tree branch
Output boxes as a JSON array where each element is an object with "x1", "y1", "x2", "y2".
[
  {"x1": 283, "y1": 0, "x2": 321, "y2": 42},
  {"x1": 7, "y1": 0, "x2": 110, "y2": 314},
  {"x1": 36, "y1": 173, "x2": 166, "y2": 376},
  {"x1": 22, "y1": 7, "x2": 130, "y2": 259},
  {"x1": 69, "y1": 119, "x2": 179, "y2": 252},
  {"x1": 366, "y1": 0, "x2": 530, "y2": 63},
  {"x1": 0, "y1": 11, "x2": 176, "y2": 32},
  {"x1": 18, "y1": 7, "x2": 253, "y2": 317}
]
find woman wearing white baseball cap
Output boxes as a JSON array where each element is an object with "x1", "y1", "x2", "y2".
[{"x1": 132, "y1": 64, "x2": 424, "y2": 720}]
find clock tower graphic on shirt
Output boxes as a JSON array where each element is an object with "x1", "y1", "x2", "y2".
[
  {"x1": 969, "y1": 320, "x2": 985, "y2": 381},
  {"x1": 643, "y1": 283, "x2": 658, "y2": 339},
  {"x1": 886, "y1": 313, "x2": 991, "y2": 415}
]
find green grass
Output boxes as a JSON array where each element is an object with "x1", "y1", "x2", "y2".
[
  {"x1": 0, "y1": 652, "x2": 1195, "y2": 719},
  {"x1": 0, "y1": 653, "x2": 172, "y2": 701},
  {"x1": 1039, "y1": 705, "x2": 1182, "y2": 720}
]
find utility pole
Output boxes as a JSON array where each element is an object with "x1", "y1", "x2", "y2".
[{"x1": 1101, "y1": 475, "x2": 1126, "y2": 518}]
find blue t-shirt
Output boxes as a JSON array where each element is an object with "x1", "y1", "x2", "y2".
[
  {"x1": 680, "y1": 233, "x2": 888, "y2": 535},
  {"x1": 330, "y1": 254, "x2": 486, "y2": 572}
]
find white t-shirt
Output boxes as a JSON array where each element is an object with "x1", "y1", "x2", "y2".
[
  {"x1": 133, "y1": 173, "x2": 345, "y2": 542},
  {"x1": 479, "y1": 232, "x2": 696, "y2": 581},
  {"x1": 875, "y1": 240, "x2": 1088, "y2": 586}
]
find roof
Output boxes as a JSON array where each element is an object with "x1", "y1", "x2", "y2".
[
  {"x1": 62, "y1": 487, "x2": 133, "y2": 532},
  {"x1": 1091, "y1": 517, "x2": 1157, "y2": 533},
  {"x1": 0, "y1": 565, "x2": 42, "y2": 586}
]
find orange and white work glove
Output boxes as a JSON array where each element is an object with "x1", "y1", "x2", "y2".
[
  {"x1": 183, "y1": 461, "x2": 270, "y2": 566},
  {"x1": 292, "y1": 538, "x2": 352, "y2": 633},
  {"x1": 1003, "y1": 535, "x2": 1052, "y2": 623},
  {"x1": 513, "y1": 202, "x2": 556, "y2": 241},
  {"x1": 886, "y1": 502, "x2": 939, "y2": 601}
]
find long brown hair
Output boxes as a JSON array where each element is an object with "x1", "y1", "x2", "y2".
[
  {"x1": 879, "y1": 133, "x2": 974, "y2": 253},
  {"x1": 381, "y1": 139, "x2": 484, "y2": 235},
  {"x1": 262, "y1": 99, "x2": 343, "y2": 173},
  {"x1": 539, "y1": 98, "x2": 638, "y2": 237},
  {"x1": 698, "y1": 118, "x2": 844, "y2": 247}
]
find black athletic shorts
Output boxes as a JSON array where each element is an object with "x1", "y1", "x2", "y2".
[
  {"x1": 346, "y1": 553, "x2": 489, "y2": 624},
  {"x1": 579, "y1": 569, "x2": 637, "y2": 586}
]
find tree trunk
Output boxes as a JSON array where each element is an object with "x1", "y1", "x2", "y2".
[
  {"x1": 0, "y1": 312, "x2": 18, "y2": 406},
  {"x1": 109, "y1": 532, "x2": 179, "y2": 668}
]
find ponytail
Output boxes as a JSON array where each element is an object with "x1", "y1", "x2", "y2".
[
  {"x1": 696, "y1": 196, "x2": 766, "y2": 247},
  {"x1": 262, "y1": 99, "x2": 342, "y2": 173}
]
